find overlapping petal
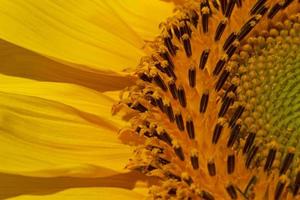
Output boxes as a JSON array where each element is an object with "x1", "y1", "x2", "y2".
[
  {"x1": 0, "y1": 0, "x2": 174, "y2": 73},
  {"x1": 0, "y1": 74, "x2": 134, "y2": 177},
  {"x1": 7, "y1": 187, "x2": 144, "y2": 200},
  {"x1": 0, "y1": 39, "x2": 135, "y2": 92},
  {"x1": 1, "y1": 171, "x2": 153, "y2": 199}
]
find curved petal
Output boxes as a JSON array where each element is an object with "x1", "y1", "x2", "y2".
[
  {"x1": 1, "y1": 171, "x2": 152, "y2": 199},
  {"x1": 0, "y1": 0, "x2": 174, "y2": 72},
  {"x1": 0, "y1": 39, "x2": 134, "y2": 92},
  {"x1": 7, "y1": 187, "x2": 144, "y2": 200},
  {"x1": 0, "y1": 74, "x2": 132, "y2": 177},
  {"x1": 107, "y1": 0, "x2": 174, "y2": 40}
]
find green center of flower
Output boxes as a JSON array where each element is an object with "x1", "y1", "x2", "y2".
[{"x1": 239, "y1": 25, "x2": 300, "y2": 138}]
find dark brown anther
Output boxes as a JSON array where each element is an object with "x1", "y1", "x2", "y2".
[
  {"x1": 164, "y1": 36, "x2": 176, "y2": 56},
  {"x1": 215, "y1": 20, "x2": 227, "y2": 41},
  {"x1": 158, "y1": 130, "x2": 173, "y2": 146},
  {"x1": 226, "y1": 84, "x2": 237, "y2": 94},
  {"x1": 282, "y1": 0, "x2": 294, "y2": 9},
  {"x1": 225, "y1": 0, "x2": 235, "y2": 18},
  {"x1": 180, "y1": 21, "x2": 191, "y2": 37},
  {"x1": 168, "y1": 188, "x2": 177, "y2": 196},
  {"x1": 185, "y1": 21, "x2": 192, "y2": 37},
  {"x1": 267, "y1": 3, "x2": 281, "y2": 19},
  {"x1": 243, "y1": 132, "x2": 256, "y2": 154},
  {"x1": 167, "y1": 28, "x2": 173, "y2": 38},
  {"x1": 173, "y1": 25, "x2": 181, "y2": 40},
  {"x1": 131, "y1": 102, "x2": 148, "y2": 113},
  {"x1": 216, "y1": 70, "x2": 229, "y2": 91},
  {"x1": 186, "y1": 118, "x2": 195, "y2": 139},
  {"x1": 257, "y1": 5, "x2": 268, "y2": 16},
  {"x1": 212, "y1": 0, "x2": 220, "y2": 10},
  {"x1": 218, "y1": 96, "x2": 233, "y2": 117},
  {"x1": 164, "y1": 103, "x2": 175, "y2": 122},
  {"x1": 183, "y1": 36, "x2": 192, "y2": 57},
  {"x1": 144, "y1": 129, "x2": 155, "y2": 138},
  {"x1": 160, "y1": 51, "x2": 175, "y2": 69},
  {"x1": 212, "y1": 123, "x2": 223, "y2": 144},
  {"x1": 250, "y1": 0, "x2": 266, "y2": 15},
  {"x1": 213, "y1": 58, "x2": 226, "y2": 76},
  {"x1": 223, "y1": 32, "x2": 237, "y2": 50},
  {"x1": 191, "y1": 155, "x2": 199, "y2": 169},
  {"x1": 245, "y1": 146, "x2": 258, "y2": 168},
  {"x1": 175, "y1": 112, "x2": 185, "y2": 131},
  {"x1": 174, "y1": 145, "x2": 185, "y2": 161},
  {"x1": 274, "y1": 179, "x2": 286, "y2": 200},
  {"x1": 227, "y1": 124, "x2": 241, "y2": 148},
  {"x1": 158, "y1": 157, "x2": 170, "y2": 165},
  {"x1": 178, "y1": 86, "x2": 187, "y2": 108},
  {"x1": 293, "y1": 171, "x2": 300, "y2": 196},
  {"x1": 226, "y1": 184, "x2": 237, "y2": 199},
  {"x1": 220, "y1": 0, "x2": 227, "y2": 15},
  {"x1": 201, "y1": 6, "x2": 210, "y2": 33},
  {"x1": 226, "y1": 44, "x2": 237, "y2": 59},
  {"x1": 163, "y1": 64, "x2": 177, "y2": 80},
  {"x1": 200, "y1": 92, "x2": 209, "y2": 113},
  {"x1": 264, "y1": 148, "x2": 277, "y2": 171},
  {"x1": 139, "y1": 73, "x2": 152, "y2": 82},
  {"x1": 202, "y1": 13, "x2": 209, "y2": 33},
  {"x1": 237, "y1": 19, "x2": 256, "y2": 41},
  {"x1": 244, "y1": 176, "x2": 257, "y2": 195},
  {"x1": 207, "y1": 161, "x2": 216, "y2": 176},
  {"x1": 199, "y1": 49, "x2": 210, "y2": 70},
  {"x1": 166, "y1": 172, "x2": 182, "y2": 181},
  {"x1": 236, "y1": 0, "x2": 242, "y2": 7},
  {"x1": 145, "y1": 89, "x2": 153, "y2": 95},
  {"x1": 229, "y1": 105, "x2": 245, "y2": 127},
  {"x1": 279, "y1": 151, "x2": 294, "y2": 175},
  {"x1": 126, "y1": 102, "x2": 133, "y2": 108},
  {"x1": 146, "y1": 165, "x2": 157, "y2": 171},
  {"x1": 223, "y1": 84, "x2": 237, "y2": 100},
  {"x1": 227, "y1": 154, "x2": 235, "y2": 174},
  {"x1": 153, "y1": 73, "x2": 168, "y2": 91},
  {"x1": 188, "y1": 66, "x2": 196, "y2": 87},
  {"x1": 190, "y1": 10, "x2": 199, "y2": 27},
  {"x1": 183, "y1": 176, "x2": 193, "y2": 186},
  {"x1": 155, "y1": 96, "x2": 165, "y2": 112},
  {"x1": 180, "y1": 23, "x2": 186, "y2": 37},
  {"x1": 168, "y1": 80, "x2": 177, "y2": 99},
  {"x1": 200, "y1": 0, "x2": 212, "y2": 14},
  {"x1": 200, "y1": 190, "x2": 215, "y2": 200},
  {"x1": 135, "y1": 126, "x2": 142, "y2": 134},
  {"x1": 154, "y1": 62, "x2": 165, "y2": 73}
]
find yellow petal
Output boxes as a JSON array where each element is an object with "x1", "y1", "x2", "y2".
[
  {"x1": 161, "y1": 0, "x2": 185, "y2": 5},
  {"x1": 0, "y1": 39, "x2": 134, "y2": 92},
  {"x1": 0, "y1": 74, "x2": 132, "y2": 177},
  {"x1": 107, "y1": 0, "x2": 174, "y2": 40},
  {"x1": 1, "y1": 171, "x2": 151, "y2": 199},
  {"x1": 7, "y1": 187, "x2": 144, "y2": 200},
  {"x1": 0, "y1": 0, "x2": 174, "y2": 72}
]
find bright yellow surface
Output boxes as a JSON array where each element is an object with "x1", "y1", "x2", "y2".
[
  {"x1": 0, "y1": 0, "x2": 174, "y2": 73},
  {"x1": 8, "y1": 187, "x2": 144, "y2": 200}
]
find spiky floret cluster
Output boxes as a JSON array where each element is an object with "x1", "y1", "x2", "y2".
[{"x1": 114, "y1": 0, "x2": 300, "y2": 199}]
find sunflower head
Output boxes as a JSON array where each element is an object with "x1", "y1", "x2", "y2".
[{"x1": 115, "y1": 0, "x2": 300, "y2": 199}]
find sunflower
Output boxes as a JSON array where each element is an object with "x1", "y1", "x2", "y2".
[{"x1": 1, "y1": 0, "x2": 300, "y2": 200}]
